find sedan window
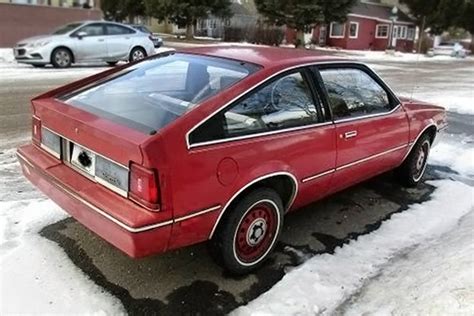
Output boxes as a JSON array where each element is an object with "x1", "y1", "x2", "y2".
[
  {"x1": 75, "y1": 23, "x2": 105, "y2": 37},
  {"x1": 190, "y1": 71, "x2": 319, "y2": 144},
  {"x1": 106, "y1": 24, "x2": 135, "y2": 35},
  {"x1": 319, "y1": 68, "x2": 391, "y2": 120},
  {"x1": 52, "y1": 23, "x2": 83, "y2": 35}
]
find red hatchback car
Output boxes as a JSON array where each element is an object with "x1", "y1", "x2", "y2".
[{"x1": 17, "y1": 46, "x2": 447, "y2": 274}]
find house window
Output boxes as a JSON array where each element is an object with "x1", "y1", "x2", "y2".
[
  {"x1": 407, "y1": 27, "x2": 415, "y2": 40},
  {"x1": 349, "y1": 22, "x2": 359, "y2": 38},
  {"x1": 330, "y1": 22, "x2": 345, "y2": 38},
  {"x1": 395, "y1": 26, "x2": 407, "y2": 39},
  {"x1": 375, "y1": 24, "x2": 389, "y2": 38}
]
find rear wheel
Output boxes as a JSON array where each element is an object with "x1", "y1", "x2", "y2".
[
  {"x1": 396, "y1": 134, "x2": 431, "y2": 187},
  {"x1": 129, "y1": 47, "x2": 146, "y2": 62},
  {"x1": 210, "y1": 188, "x2": 284, "y2": 275},
  {"x1": 51, "y1": 48, "x2": 72, "y2": 68}
]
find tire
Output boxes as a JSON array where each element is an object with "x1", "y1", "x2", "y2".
[
  {"x1": 51, "y1": 48, "x2": 72, "y2": 68},
  {"x1": 396, "y1": 134, "x2": 431, "y2": 187},
  {"x1": 129, "y1": 47, "x2": 146, "y2": 62},
  {"x1": 106, "y1": 61, "x2": 118, "y2": 67},
  {"x1": 210, "y1": 188, "x2": 284, "y2": 275}
]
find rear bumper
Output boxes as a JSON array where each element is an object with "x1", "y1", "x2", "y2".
[{"x1": 17, "y1": 144, "x2": 172, "y2": 258}]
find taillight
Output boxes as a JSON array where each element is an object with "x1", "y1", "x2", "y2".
[
  {"x1": 129, "y1": 163, "x2": 160, "y2": 210},
  {"x1": 32, "y1": 116, "x2": 41, "y2": 144}
]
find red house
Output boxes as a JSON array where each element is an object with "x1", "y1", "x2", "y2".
[{"x1": 288, "y1": 1, "x2": 417, "y2": 52}]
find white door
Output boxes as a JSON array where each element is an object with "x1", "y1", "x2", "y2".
[
  {"x1": 72, "y1": 23, "x2": 108, "y2": 61},
  {"x1": 392, "y1": 25, "x2": 399, "y2": 47},
  {"x1": 319, "y1": 26, "x2": 327, "y2": 46},
  {"x1": 105, "y1": 24, "x2": 135, "y2": 60}
]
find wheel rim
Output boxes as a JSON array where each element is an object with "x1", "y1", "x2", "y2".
[
  {"x1": 132, "y1": 49, "x2": 145, "y2": 61},
  {"x1": 234, "y1": 201, "x2": 278, "y2": 264},
  {"x1": 55, "y1": 50, "x2": 70, "y2": 67},
  {"x1": 413, "y1": 141, "x2": 430, "y2": 181}
]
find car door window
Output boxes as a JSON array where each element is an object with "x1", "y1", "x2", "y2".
[
  {"x1": 319, "y1": 68, "x2": 392, "y2": 120},
  {"x1": 190, "y1": 71, "x2": 319, "y2": 144},
  {"x1": 75, "y1": 23, "x2": 105, "y2": 37},
  {"x1": 107, "y1": 25, "x2": 135, "y2": 35}
]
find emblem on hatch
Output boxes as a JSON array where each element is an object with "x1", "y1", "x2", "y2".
[{"x1": 78, "y1": 151, "x2": 92, "y2": 168}]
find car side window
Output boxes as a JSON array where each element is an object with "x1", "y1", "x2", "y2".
[
  {"x1": 319, "y1": 68, "x2": 392, "y2": 120},
  {"x1": 75, "y1": 23, "x2": 105, "y2": 37},
  {"x1": 190, "y1": 71, "x2": 319, "y2": 144},
  {"x1": 107, "y1": 25, "x2": 135, "y2": 35}
]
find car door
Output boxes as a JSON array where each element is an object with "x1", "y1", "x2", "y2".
[
  {"x1": 71, "y1": 23, "x2": 108, "y2": 61},
  {"x1": 187, "y1": 68, "x2": 337, "y2": 211},
  {"x1": 104, "y1": 24, "x2": 135, "y2": 60},
  {"x1": 314, "y1": 64, "x2": 410, "y2": 192}
]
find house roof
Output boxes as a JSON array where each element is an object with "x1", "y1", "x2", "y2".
[{"x1": 351, "y1": 1, "x2": 415, "y2": 24}]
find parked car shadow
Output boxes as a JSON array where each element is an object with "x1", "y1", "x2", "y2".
[{"x1": 40, "y1": 169, "x2": 440, "y2": 315}]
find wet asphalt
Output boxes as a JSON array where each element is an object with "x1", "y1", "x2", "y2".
[{"x1": 1, "y1": 53, "x2": 473, "y2": 315}]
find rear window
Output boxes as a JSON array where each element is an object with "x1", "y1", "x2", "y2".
[{"x1": 61, "y1": 53, "x2": 260, "y2": 134}]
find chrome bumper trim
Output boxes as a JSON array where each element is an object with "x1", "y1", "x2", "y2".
[{"x1": 17, "y1": 151, "x2": 220, "y2": 233}]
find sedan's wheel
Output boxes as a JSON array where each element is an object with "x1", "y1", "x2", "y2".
[
  {"x1": 51, "y1": 48, "x2": 72, "y2": 68},
  {"x1": 129, "y1": 47, "x2": 146, "y2": 62},
  {"x1": 211, "y1": 188, "x2": 283, "y2": 275},
  {"x1": 396, "y1": 134, "x2": 431, "y2": 187}
]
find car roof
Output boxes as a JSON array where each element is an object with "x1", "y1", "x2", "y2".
[{"x1": 180, "y1": 45, "x2": 346, "y2": 69}]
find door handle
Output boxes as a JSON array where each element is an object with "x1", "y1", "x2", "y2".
[{"x1": 343, "y1": 131, "x2": 358, "y2": 139}]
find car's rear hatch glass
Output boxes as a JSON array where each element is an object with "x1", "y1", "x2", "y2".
[{"x1": 59, "y1": 53, "x2": 260, "y2": 134}]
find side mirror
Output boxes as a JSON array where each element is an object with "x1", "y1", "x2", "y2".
[{"x1": 76, "y1": 31, "x2": 87, "y2": 39}]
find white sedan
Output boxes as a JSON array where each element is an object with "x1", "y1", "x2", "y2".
[{"x1": 13, "y1": 21, "x2": 156, "y2": 68}]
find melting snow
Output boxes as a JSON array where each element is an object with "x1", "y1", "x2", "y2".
[{"x1": 233, "y1": 180, "x2": 474, "y2": 315}]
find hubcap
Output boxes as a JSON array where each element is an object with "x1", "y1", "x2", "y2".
[
  {"x1": 234, "y1": 201, "x2": 278, "y2": 264},
  {"x1": 55, "y1": 50, "x2": 70, "y2": 67},
  {"x1": 132, "y1": 50, "x2": 145, "y2": 61},
  {"x1": 413, "y1": 141, "x2": 430, "y2": 181},
  {"x1": 246, "y1": 218, "x2": 267, "y2": 246}
]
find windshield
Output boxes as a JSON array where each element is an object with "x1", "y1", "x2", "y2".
[
  {"x1": 52, "y1": 23, "x2": 83, "y2": 35},
  {"x1": 61, "y1": 53, "x2": 260, "y2": 134}
]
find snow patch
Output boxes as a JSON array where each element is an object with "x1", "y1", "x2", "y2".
[
  {"x1": 341, "y1": 211, "x2": 474, "y2": 315},
  {"x1": 233, "y1": 180, "x2": 474, "y2": 316},
  {"x1": 0, "y1": 152, "x2": 125, "y2": 314},
  {"x1": 430, "y1": 141, "x2": 474, "y2": 176}
]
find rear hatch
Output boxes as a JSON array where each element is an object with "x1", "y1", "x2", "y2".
[
  {"x1": 32, "y1": 97, "x2": 149, "y2": 198},
  {"x1": 30, "y1": 52, "x2": 259, "y2": 210}
]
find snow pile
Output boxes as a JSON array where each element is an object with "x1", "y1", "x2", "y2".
[
  {"x1": 411, "y1": 92, "x2": 474, "y2": 115},
  {"x1": 0, "y1": 48, "x2": 14, "y2": 64},
  {"x1": 0, "y1": 149, "x2": 125, "y2": 314},
  {"x1": 430, "y1": 140, "x2": 474, "y2": 176},
  {"x1": 233, "y1": 180, "x2": 474, "y2": 316},
  {"x1": 342, "y1": 211, "x2": 474, "y2": 316}
]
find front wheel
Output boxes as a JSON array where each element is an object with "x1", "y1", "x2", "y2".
[
  {"x1": 396, "y1": 134, "x2": 431, "y2": 187},
  {"x1": 129, "y1": 47, "x2": 146, "y2": 62},
  {"x1": 51, "y1": 48, "x2": 72, "y2": 68},
  {"x1": 210, "y1": 188, "x2": 284, "y2": 275}
]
